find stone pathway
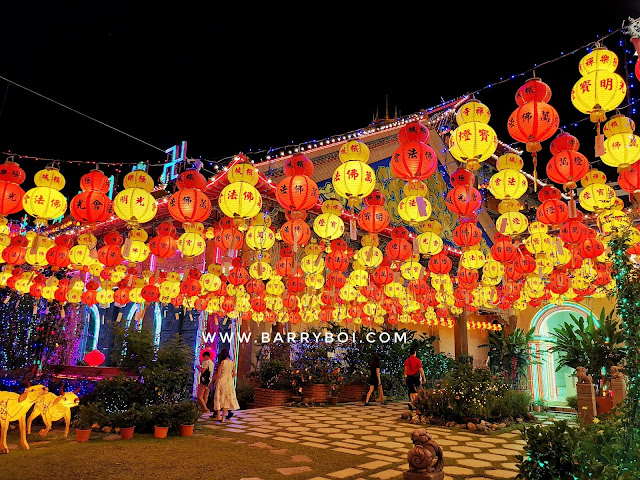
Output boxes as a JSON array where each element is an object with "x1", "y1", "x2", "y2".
[{"x1": 201, "y1": 402, "x2": 528, "y2": 480}]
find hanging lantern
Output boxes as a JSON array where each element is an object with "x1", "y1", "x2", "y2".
[
  {"x1": 176, "y1": 169, "x2": 208, "y2": 191},
  {"x1": 445, "y1": 185, "x2": 481, "y2": 218},
  {"x1": 578, "y1": 171, "x2": 616, "y2": 212},
  {"x1": 398, "y1": 120, "x2": 430, "y2": 144},
  {"x1": 0, "y1": 160, "x2": 25, "y2": 220},
  {"x1": 283, "y1": 153, "x2": 314, "y2": 177},
  {"x1": 276, "y1": 175, "x2": 319, "y2": 212},
  {"x1": 448, "y1": 100, "x2": 497, "y2": 171},
  {"x1": 167, "y1": 189, "x2": 211, "y2": 223},
  {"x1": 390, "y1": 141, "x2": 437, "y2": 182},
  {"x1": 22, "y1": 167, "x2": 67, "y2": 225},
  {"x1": 332, "y1": 161, "x2": 376, "y2": 207},
  {"x1": 358, "y1": 190, "x2": 390, "y2": 234},
  {"x1": 338, "y1": 139, "x2": 370, "y2": 164},
  {"x1": 571, "y1": 47, "x2": 626, "y2": 123},
  {"x1": 600, "y1": 114, "x2": 640, "y2": 169},
  {"x1": 113, "y1": 169, "x2": 157, "y2": 227},
  {"x1": 280, "y1": 219, "x2": 311, "y2": 248},
  {"x1": 618, "y1": 159, "x2": 640, "y2": 193},
  {"x1": 313, "y1": 200, "x2": 345, "y2": 240},
  {"x1": 219, "y1": 161, "x2": 262, "y2": 221},
  {"x1": 245, "y1": 225, "x2": 276, "y2": 251}
]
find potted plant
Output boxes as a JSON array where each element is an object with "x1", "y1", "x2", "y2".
[
  {"x1": 72, "y1": 403, "x2": 105, "y2": 443},
  {"x1": 171, "y1": 401, "x2": 200, "y2": 436},
  {"x1": 110, "y1": 406, "x2": 141, "y2": 440},
  {"x1": 253, "y1": 359, "x2": 294, "y2": 407},
  {"x1": 532, "y1": 398, "x2": 547, "y2": 413},
  {"x1": 151, "y1": 404, "x2": 172, "y2": 438},
  {"x1": 292, "y1": 341, "x2": 337, "y2": 403}
]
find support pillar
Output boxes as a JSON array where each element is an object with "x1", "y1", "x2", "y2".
[
  {"x1": 611, "y1": 366, "x2": 626, "y2": 409},
  {"x1": 576, "y1": 368, "x2": 597, "y2": 424},
  {"x1": 454, "y1": 311, "x2": 469, "y2": 361},
  {"x1": 236, "y1": 318, "x2": 253, "y2": 380}
]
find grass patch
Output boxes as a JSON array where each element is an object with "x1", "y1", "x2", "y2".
[{"x1": 2, "y1": 423, "x2": 361, "y2": 480}]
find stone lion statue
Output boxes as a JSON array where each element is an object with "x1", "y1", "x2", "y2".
[
  {"x1": 407, "y1": 429, "x2": 444, "y2": 474},
  {"x1": 576, "y1": 366, "x2": 592, "y2": 384},
  {"x1": 610, "y1": 366, "x2": 624, "y2": 379}
]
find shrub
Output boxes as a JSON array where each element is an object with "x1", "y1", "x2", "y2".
[
  {"x1": 486, "y1": 390, "x2": 531, "y2": 420},
  {"x1": 566, "y1": 394, "x2": 578, "y2": 410},
  {"x1": 72, "y1": 402, "x2": 107, "y2": 430},
  {"x1": 170, "y1": 401, "x2": 201, "y2": 426},
  {"x1": 150, "y1": 404, "x2": 172, "y2": 428},
  {"x1": 236, "y1": 381, "x2": 255, "y2": 409},
  {"x1": 109, "y1": 326, "x2": 156, "y2": 372},
  {"x1": 109, "y1": 406, "x2": 143, "y2": 429}
]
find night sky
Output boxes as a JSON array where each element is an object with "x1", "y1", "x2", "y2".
[{"x1": 1, "y1": 2, "x2": 640, "y2": 194}]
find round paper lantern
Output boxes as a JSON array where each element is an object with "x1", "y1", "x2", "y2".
[
  {"x1": 450, "y1": 168, "x2": 474, "y2": 186},
  {"x1": 245, "y1": 225, "x2": 275, "y2": 251},
  {"x1": 507, "y1": 100, "x2": 559, "y2": 152},
  {"x1": 70, "y1": 190, "x2": 112, "y2": 224},
  {"x1": 114, "y1": 288, "x2": 130, "y2": 305},
  {"x1": 550, "y1": 132, "x2": 580, "y2": 155},
  {"x1": 546, "y1": 150, "x2": 590, "y2": 190},
  {"x1": 313, "y1": 213, "x2": 344, "y2": 240},
  {"x1": 579, "y1": 183, "x2": 616, "y2": 211},
  {"x1": 358, "y1": 204, "x2": 390, "y2": 233},
  {"x1": 445, "y1": 185, "x2": 481, "y2": 217},
  {"x1": 491, "y1": 239, "x2": 517, "y2": 263},
  {"x1": 113, "y1": 188, "x2": 157, "y2": 225},
  {"x1": 122, "y1": 240, "x2": 150, "y2": 263},
  {"x1": 325, "y1": 249, "x2": 350, "y2": 272},
  {"x1": 176, "y1": 169, "x2": 208, "y2": 191},
  {"x1": 168, "y1": 189, "x2": 211, "y2": 223},
  {"x1": 122, "y1": 170, "x2": 153, "y2": 191},
  {"x1": 386, "y1": 238, "x2": 412, "y2": 262},
  {"x1": 214, "y1": 227, "x2": 244, "y2": 251},
  {"x1": 489, "y1": 169, "x2": 528, "y2": 200},
  {"x1": 80, "y1": 168, "x2": 111, "y2": 193},
  {"x1": 276, "y1": 175, "x2": 319, "y2": 212},
  {"x1": 280, "y1": 219, "x2": 311, "y2": 247},
  {"x1": 149, "y1": 235, "x2": 178, "y2": 258},
  {"x1": 452, "y1": 222, "x2": 482, "y2": 247},
  {"x1": 83, "y1": 350, "x2": 105, "y2": 367},
  {"x1": 98, "y1": 244, "x2": 123, "y2": 267},
  {"x1": 283, "y1": 154, "x2": 314, "y2": 176},
  {"x1": 332, "y1": 161, "x2": 376, "y2": 206},
  {"x1": 449, "y1": 121, "x2": 498, "y2": 169},
  {"x1": 177, "y1": 232, "x2": 206, "y2": 257},
  {"x1": 571, "y1": 48, "x2": 626, "y2": 122},
  {"x1": 398, "y1": 120, "x2": 429, "y2": 144},
  {"x1": 390, "y1": 141, "x2": 437, "y2": 182},
  {"x1": 23, "y1": 181, "x2": 67, "y2": 225},
  {"x1": 398, "y1": 195, "x2": 432, "y2": 225},
  {"x1": 618, "y1": 160, "x2": 640, "y2": 193},
  {"x1": 338, "y1": 140, "x2": 370, "y2": 164},
  {"x1": 46, "y1": 244, "x2": 71, "y2": 270},
  {"x1": 219, "y1": 182, "x2": 262, "y2": 219},
  {"x1": 537, "y1": 199, "x2": 569, "y2": 225},
  {"x1": 418, "y1": 232, "x2": 443, "y2": 256},
  {"x1": 428, "y1": 253, "x2": 452, "y2": 275},
  {"x1": 601, "y1": 132, "x2": 640, "y2": 169},
  {"x1": 515, "y1": 77, "x2": 552, "y2": 105}
]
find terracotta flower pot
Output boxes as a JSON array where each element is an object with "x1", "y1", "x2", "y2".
[
  {"x1": 595, "y1": 396, "x2": 613, "y2": 415},
  {"x1": 75, "y1": 428, "x2": 91, "y2": 443},
  {"x1": 178, "y1": 424, "x2": 194, "y2": 437},
  {"x1": 329, "y1": 396, "x2": 339, "y2": 405},
  {"x1": 119, "y1": 426, "x2": 135, "y2": 440},
  {"x1": 154, "y1": 426, "x2": 169, "y2": 438}
]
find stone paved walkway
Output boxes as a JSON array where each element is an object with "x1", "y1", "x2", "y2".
[{"x1": 201, "y1": 402, "x2": 528, "y2": 480}]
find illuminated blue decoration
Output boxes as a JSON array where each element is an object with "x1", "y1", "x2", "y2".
[
  {"x1": 131, "y1": 162, "x2": 147, "y2": 172},
  {"x1": 162, "y1": 141, "x2": 187, "y2": 184},
  {"x1": 52, "y1": 214, "x2": 64, "y2": 224},
  {"x1": 107, "y1": 175, "x2": 115, "y2": 199},
  {"x1": 153, "y1": 303, "x2": 162, "y2": 347},
  {"x1": 88, "y1": 305, "x2": 100, "y2": 351}
]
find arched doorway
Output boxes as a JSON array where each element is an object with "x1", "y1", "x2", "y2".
[{"x1": 528, "y1": 302, "x2": 599, "y2": 405}]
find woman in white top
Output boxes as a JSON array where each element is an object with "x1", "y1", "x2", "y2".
[
  {"x1": 196, "y1": 351, "x2": 214, "y2": 413},
  {"x1": 213, "y1": 348, "x2": 240, "y2": 422}
]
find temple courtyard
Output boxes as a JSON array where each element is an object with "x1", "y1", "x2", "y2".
[{"x1": 2, "y1": 402, "x2": 576, "y2": 480}]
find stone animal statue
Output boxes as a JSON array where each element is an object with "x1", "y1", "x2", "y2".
[
  {"x1": 577, "y1": 366, "x2": 593, "y2": 384},
  {"x1": 610, "y1": 365, "x2": 624, "y2": 380},
  {"x1": 405, "y1": 429, "x2": 444, "y2": 479},
  {"x1": 0, "y1": 382, "x2": 48, "y2": 453},
  {"x1": 27, "y1": 385, "x2": 81, "y2": 438}
]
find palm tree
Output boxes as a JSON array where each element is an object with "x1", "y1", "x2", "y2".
[{"x1": 482, "y1": 327, "x2": 536, "y2": 387}]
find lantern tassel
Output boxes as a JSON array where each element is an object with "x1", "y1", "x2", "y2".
[
  {"x1": 595, "y1": 121, "x2": 605, "y2": 157},
  {"x1": 531, "y1": 153, "x2": 538, "y2": 192}
]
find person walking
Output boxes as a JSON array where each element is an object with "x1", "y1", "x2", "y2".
[
  {"x1": 213, "y1": 348, "x2": 240, "y2": 422},
  {"x1": 404, "y1": 345, "x2": 426, "y2": 410},
  {"x1": 196, "y1": 351, "x2": 214, "y2": 413},
  {"x1": 364, "y1": 353, "x2": 386, "y2": 406}
]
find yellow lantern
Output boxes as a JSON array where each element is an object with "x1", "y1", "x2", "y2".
[
  {"x1": 398, "y1": 196, "x2": 432, "y2": 225},
  {"x1": 265, "y1": 278, "x2": 285, "y2": 296},
  {"x1": 581, "y1": 169, "x2": 608, "y2": 187},
  {"x1": 34, "y1": 167, "x2": 66, "y2": 189},
  {"x1": 122, "y1": 240, "x2": 150, "y2": 263},
  {"x1": 305, "y1": 273, "x2": 325, "y2": 290},
  {"x1": 339, "y1": 285, "x2": 358, "y2": 301},
  {"x1": 200, "y1": 273, "x2": 221, "y2": 292},
  {"x1": 332, "y1": 161, "x2": 376, "y2": 206},
  {"x1": 449, "y1": 101, "x2": 497, "y2": 170},
  {"x1": 249, "y1": 261, "x2": 272, "y2": 280},
  {"x1": 400, "y1": 261, "x2": 423, "y2": 280},
  {"x1": 598, "y1": 209, "x2": 631, "y2": 235},
  {"x1": 455, "y1": 99, "x2": 491, "y2": 124},
  {"x1": 496, "y1": 153, "x2": 524, "y2": 171},
  {"x1": 489, "y1": 169, "x2": 528, "y2": 200},
  {"x1": 356, "y1": 246, "x2": 383, "y2": 268},
  {"x1": 313, "y1": 213, "x2": 345, "y2": 240},
  {"x1": 348, "y1": 269, "x2": 369, "y2": 287},
  {"x1": 227, "y1": 162, "x2": 259, "y2": 186},
  {"x1": 96, "y1": 289, "x2": 114, "y2": 305},
  {"x1": 177, "y1": 232, "x2": 206, "y2": 257},
  {"x1": 418, "y1": 232, "x2": 443, "y2": 256},
  {"x1": 483, "y1": 260, "x2": 505, "y2": 279},
  {"x1": 579, "y1": 184, "x2": 616, "y2": 212},
  {"x1": 601, "y1": 132, "x2": 640, "y2": 169},
  {"x1": 23, "y1": 168, "x2": 68, "y2": 226},
  {"x1": 301, "y1": 254, "x2": 324, "y2": 274},
  {"x1": 113, "y1": 188, "x2": 157, "y2": 225},
  {"x1": 603, "y1": 114, "x2": 635, "y2": 137},
  {"x1": 420, "y1": 219, "x2": 443, "y2": 234},
  {"x1": 66, "y1": 290, "x2": 81, "y2": 304},
  {"x1": 571, "y1": 48, "x2": 626, "y2": 122},
  {"x1": 245, "y1": 225, "x2": 275, "y2": 250},
  {"x1": 219, "y1": 182, "x2": 262, "y2": 219},
  {"x1": 42, "y1": 285, "x2": 57, "y2": 302},
  {"x1": 525, "y1": 233, "x2": 554, "y2": 255},
  {"x1": 69, "y1": 244, "x2": 96, "y2": 267},
  {"x1": 339, "y1": 140, "x2": 370, "y2": 164},
  {"x1": 460, "y1": 249, "x2": 486, "y2": 270},
  {"x1": 123, "y1": 170, "x2": 154, "y2": 192}
]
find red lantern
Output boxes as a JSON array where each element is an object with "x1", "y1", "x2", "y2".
[
  {"x1": 246, "y1": 279, "x2": 265, "y2": 295},
  {"x1": 0, "y1": 161, "x2": 26, "y2": 184},
  {"x1": 364, "y1": 189, "x2": 385, "y2": 206},
  {"x1": 83, "y1": 349, "x2": 106, "y2": 367},
  {"x1": 287, "y1": 276, "x2": 305, "y2": 293},
  {"x1": 283, "y1": 154, "x2": 314, "y2": 177},
  {"x1": 358, "y1": 205, "x2": 390, "y2": 233},
  {"x1": 149, "y1": 235, "x2": 178, "y2": 258},
  {"x1": 276, "y1": 176, "x2": 319, "y2": 212},
  {"x1": 326, "y1": 271, "x2": 346, "y2": 289},
  {"x1": 452, "y1": 222, "x2": 482, "y2": 247},
  {"x1": 157, "y1": 222, "x2": 178, "y2": 237},
  {"x1": 537, "y1": 199, "x2": 569, "y2": 225},
  {"x1": 515, "y1": 77, "x2": 552, "y2": 105},
  {"x1": 0, "y1": 181, "x2": 24, "y2": 217},
  {"x1": 372, "y1": 266, "x2": 394, "y2": 285},
  {"x1": 546, "y1": 150, "x2": 589, "y2": 190},
  {"x1": 445, "y1": 185, "x2": 481, "y2": 217},
  {"x1": 550, "y1": 132, "x2": 580, "y2": 155},
  {"x1": 251, "y1": 297, "x2": 266, "y2": 312},
  {"x1": 390, "y1": 141, "x2": 437, "y2": 182},
  {"x1": 228, "y1": 267, "x2": 249, "y2": 286},
  {"x1": 176, "y1": 169, "x2": 208, "y2": 191},
  {"x1": 70, "y1": 190, "x2": 112, "y2": 224},
  {"x1": 221, "y1": 296, "x2": 235, "y2": 312},
  {"x1": 450, "y1": 168, "x2": 474, "y2": 186},
  {"x1": 276, "y1": 257, "x2": 296, "y2": 277},
  {"x1": 560, "y1": 221, "x2": 589, "y2": 244},
  {"x1": 180, "y1": 278, "x2": 202, "y2": 297},
  {"x1": 168, "y1": 189, "x2": 211, "y2": 223},
  {"x1": 141, "y1": 284, "x2": 160, "y2": 303},
  {"x1": 508, "y1": 85, "x2": 559, "y2": 152},
  {"x1": 325, "y1": 250, "x2": 350, "y2": 272},
  {"x1": 214, "y1": 227, "x2": 244, "y2": 251},
  {"x1": 46, "y1": 245, "x2": 71, "y2": 270},
  {"x1": 81, "y1": 290, "x2": 98, "y2": 306},
  {"x1": 280, "y1": 219, "x2": 311, "y2": 247},
  {"x1": 428, "y1": 253, "x2": 452, "y2": 275},
  {"x1": 398, "y1": 120, "x2": 430, "y2": 144},
  {"x1": 491, "y1": 239, "x2": 517, "y2": 263},
  {"x1": 114, "y1": 288, "x2": 130, "y2": 305},
  {"x1": 385, "y1": 238, "x2": 412, "y2": 262},
  {"x1": 80, "y1": 169, "x2": 111, "y2": 193},
  {"x1": 98, "y1": 244, "x2": 123, "y2": 267},
  {"x1": 104, "y1": 230, "x2": 124, "y2": 246},
  {"x1": 618, "y1": 160, "x2": 640, "y2": 194},
  {"x1": 580, "y1": 238, "x2": 604, "y2": 259}
]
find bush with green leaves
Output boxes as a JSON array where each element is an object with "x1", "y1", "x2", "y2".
[
  {"x1": 72, "y1": 402, "x2": 108, "y2": 430},
  {"x1": 516, "y1": 418, "x2": 640, "y2": 479},
  {"x1": 109, "y1": 406, "x2": 143, "y2": 429},
  {"x1": 482, "y1": 328, "x2": 536, "y2": 387},
  {"x1": 565, "y1": 394, "x2": 578, "y2": 410},
  {"x1": 169, "y1": 401, "x2": 201, "y2": 426}
]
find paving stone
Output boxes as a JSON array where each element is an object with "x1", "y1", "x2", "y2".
[
  {"x1": 342, "y1": 438, "x2": 371, "y2": 446},
  {"x1": 301, "y1": 441, "x2": 331, "y2": 449},
  {"x1": 276, "y1": 466, "x2": 313, "y2": 475},
  {"x1": 483, "y1": 437, "x2": 507, "y2": 443},
  {"x1": 317, "y1": 427, "x2": 342, "y2": 434},
  {"x1": 249, "y1": 442, "x2": 272, "y2": 449},
  {"x1": 484, "y1": 470, "x2": 518, "y2": 478},
  {"x1": 431, "y1": 438, "x2": 458, "y2": 446},
  {"x1": 269, "y1": 448, "x2": 288, "y2": 455},
  {"x1": 449, "y1": 445, "x2": 482, "y2": 453},
  {"x1": 362, "y1": 435, "x2": 389, "y2": 442},
  {"x1": 357, "y1": 460, "x2": 392, "y2": 469},
  {"x1": 488, "y1": 448, "x2": 521, "y2": 456},
  {"x1": 327, "y1": 433, "x2": 355, "y2": 439},
  {"x1": 474, "y1": 452, "x2": 508, "y2": 462},
  {"x1": 288, "y1": 426, "x2": 311, "y2": 432},
  {"x1": 467, "y1": 478, "x2": 494, "y2": 480},
  {"x1": 327, "y1": 468, "x2": 365, "y2": 478},
  {"x1": 365, "y1": 447, "x2": 398, "y2": 455},
  {"x1": 367, "y1": 454, "x2": 404, "y2": 463},
  {"x1": 273, "y1": 436, "x2": 298, "y2": 443},
  {"x1": 501, "y1": 462, "x2": 520, "y2": 471},
  {"x1": 443, "y1": 465, "x2": 475, "y2": 476},
  {"x1": 333, "y1": 447, "x2": 368, "y2": 455},
  {"x1": 291, "y1": 454, "x2": 312, "y2": 463},
  {"x1": 442, "y1": 451, "x2": 466, "y2": 459},
  {"x1": 500, "y1": 443, "x2": 525, "y2": 451},
  {"x1": 466, "y1": 441, "x2": 496, "y2": 449},
  {"x1": 368, "y1": 469, "x2": 403, "y2": 479},
  {"x1": 245, "y1": 432, "x2": 270, "y2": 438},
  {"x1": 456, "y1": 458, "x2": 492, "y2": 468}
]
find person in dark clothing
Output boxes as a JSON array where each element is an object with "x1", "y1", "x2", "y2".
[
  {"x1": 364, "y1": 353, "x2": 386, "y2": 406},
  {"x1": 404, "y1": 345, "x2": 426, "y2": 410}
]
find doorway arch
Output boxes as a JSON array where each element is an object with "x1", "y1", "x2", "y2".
[{"x1": 528, "y1": 302, "x2": 599, "y2": 404}]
